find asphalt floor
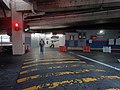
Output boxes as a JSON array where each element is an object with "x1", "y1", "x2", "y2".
[
  {"x1": 0, "y1": 47, "x2": 120, "y2": 90},
  {"x1": 0, "y1": 52, "x2": 24, "y2": 90}
]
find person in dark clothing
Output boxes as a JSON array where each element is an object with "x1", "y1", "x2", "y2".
[
  {"x1": 50, "y1": 41, "x2": 54, "y2": 48},
  {"x1": 39, "y1": 39, "x2": 45, "y2": 54}
]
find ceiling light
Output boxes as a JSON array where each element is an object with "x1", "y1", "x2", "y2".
[
  {"x1": 100, "y1": 30, "x2": 104, "y2": 34},
  {"x1": 97, "y1": 30, "x2": 105, "y2": 35}
]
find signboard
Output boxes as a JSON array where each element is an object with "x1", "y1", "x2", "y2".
[
  {"x1": 109, "y1": 39, "x2": 114, "y2": 45},
  {"x1": 89, "y1": 39, "x2": 92, "y2": 43},
  {"x1": 116, "y1": 38, "x2": 120, "y2": 45}
]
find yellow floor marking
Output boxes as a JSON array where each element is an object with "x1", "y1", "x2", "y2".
[
  {"x1": 106, "y1": 88, "x2": 120, "y2": 90},
  {"x1": 23, "y1": 79, "x2": 93, "y2": 90},
  {"x1": 23, "y1": 86, "x2": 37, "y2": 90},
  {"x1": 23, "y1": 76, "x2": 120, "y2": 90},
  {"x1": 82, "y1": 78, "x2": 97, "y2": 82},
  {"x1": 22, "y1": 61, "x2": 85, "y2": 69},
  {"x1": 101, "y1": 76, "x2": 120, "y2": 79},
  {"x1": 23, "y1": 58, "x2": 82, "y2": 65},
  {"x1": 55, "y1": 71, "x2": 74, "y2": 76},
  {"x1": 20, "y1": 64, "x2": 94, "y2": 75},
  {"x1": 30, "y1": 75, "x2": 40, "y2": 79},
  {"x1": 20, "y1": 70, "x2": 29, "y2": 75},
  {"x1": 17, "y1": 77, "x2": 28, "y2": 83},
  {"x1": 93, "y1": 69, "x2": 105, "y2": 72},
  {"x1": 20, "y1": 65, "x2": 78, "y2": 75},
  {"x1": 18, "y1": 69, "x2": 105, "y2": 83},
  {"x1": 17, "y1": 75, "x2": 40, "y2": 83},
  {"x1": 23, "y1": 79, "x2": 82, "y2": 90}
]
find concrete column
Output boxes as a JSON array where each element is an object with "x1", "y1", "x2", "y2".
[{"x1": 11, "y1": 0, "x2": 25, "y2": 55}]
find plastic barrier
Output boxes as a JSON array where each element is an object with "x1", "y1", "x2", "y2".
[
  {"x1": 83, "y1": 46, "x2": 91, "y2": 53},
  {"x1": 59, "y1": 46, "x2": 67, "y2": 52},
  {"x1": 103, "y1": 46, "x2": 111, "y2": 53}
]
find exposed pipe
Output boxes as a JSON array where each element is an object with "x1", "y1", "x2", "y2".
[{"x1": 30, "y1": 2, "x2": 37, "y2": 14}]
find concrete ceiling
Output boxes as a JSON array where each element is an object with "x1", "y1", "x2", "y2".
[
  {"x1": 23, "y1": 0, "x2": 120, "y2": 32},
  {"x1": 0, "y1": 0, "x2": 119, "y2": 33},
  {"x1": 0, "y1": 0, "x2": 10, "y2": 10}
]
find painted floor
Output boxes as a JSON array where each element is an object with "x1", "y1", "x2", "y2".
[
  {"x1": 0, "y1": 52, "x2": 24, "y2": 90},
  {"x1": 13, "y1": 48, "x2": 120, "y2": 90}
]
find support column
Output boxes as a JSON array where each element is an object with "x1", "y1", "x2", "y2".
[{"x1": 11, "y1": 0, "x2": 25, "y2": 55}]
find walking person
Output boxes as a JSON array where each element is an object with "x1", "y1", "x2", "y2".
[
  {"x1": 39, "y1": 39, "x2": 45, "y2": 54},
  {"x1": 50, "y1": 41, "x2": 54, "y2": 48}
]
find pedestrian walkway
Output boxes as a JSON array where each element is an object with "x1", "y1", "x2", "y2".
[{"x1": 14, "y1": 47, "x2": 120, "y2": 90}]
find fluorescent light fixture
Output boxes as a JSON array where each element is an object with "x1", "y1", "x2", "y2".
[
  {"x1": 56, "y1": 34, "x2": 63, "y2": 37},
  {"x1": 30, "y1": 25, "x2": 68, "y2": 30},
  {"x1": 97, "y1": 30, "x2": 105, "y2": 35},
  {"x1": 100, "y1": 30, "x2": 104, "y2": 34}
]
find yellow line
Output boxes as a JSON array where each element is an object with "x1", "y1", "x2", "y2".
[
  {"x1": 23, "y1": 58, "x2": 80, "y2": 65},
  {"x1": 20, "y1": 70, "x2": 29, "y2": 75},
  {"x1": 22, "y1": 61, "x2": 86, "y2": 69},
  {"x1": 17, "y1": 75, "x2": 40, "y2": 83},
  {"x1": 101, "y1": 76, "x2": 120, "y2": 79},
  {"x1": 82, "y1": 78, "x2": 97, "y2": 82},
  {"x1": 23, "y1": 54, "x2": 79, "y2": 63},
  {"x1": 17, "y1": 69, "x2": 105, "y2": 83},
  {"x1": 20, "y1": 64, "x2": 94, "y2": 75},
  {"x1": 23, "y1": 86, "x2": 37, "y2": 90},
  {"x1": 23, "y1": 76, "x2": 120, "y2": 90}
]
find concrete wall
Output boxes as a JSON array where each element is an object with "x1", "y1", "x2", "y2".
[
  {"x1": 65, "y1": 33, "x2": 78, "y2": 40},
  {"x1": 85, "y1": 30, "x2": 120, "y2": 40},
  {"x1": 31, "y1": 33, "x2": 42, "y2": 49},
  {"x1": 25, "y1": 33, "x2": 31, "y2": 50},
  {"x1": 65, "y1": 30, "x2": 120, "y2": 48}
]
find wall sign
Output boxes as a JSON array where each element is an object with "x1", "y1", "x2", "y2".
[
  {"x1": 109, "y1": 39, "x2": 114, "y2": 45},
  {"x1": 70, "y1": 35, "x2": 74, "y2": 40},
  {"x1": 116, "y1": 38, "x2": 120, "y2": 45}
]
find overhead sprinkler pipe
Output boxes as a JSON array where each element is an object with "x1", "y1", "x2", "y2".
[{"x1": 31, "y1": 2, "x2": 37, "y2": 14}]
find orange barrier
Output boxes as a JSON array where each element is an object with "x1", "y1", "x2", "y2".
[
  {"x1": 83, "y1": 46, "x2": 90, "y2": 53},
  {"x1": 59, "y1": 46, "x2": 67, "y2": 52}
]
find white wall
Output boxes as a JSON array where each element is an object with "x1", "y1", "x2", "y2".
[
  {"x1": 31, "y1": 33, "x2": 45, "y2": 49},
  {"x1": 30, "y1": 33, "x2": 65, "y2": 49}
]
